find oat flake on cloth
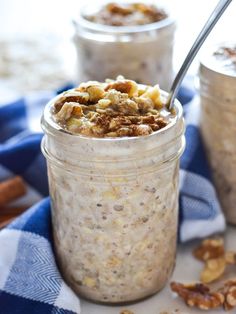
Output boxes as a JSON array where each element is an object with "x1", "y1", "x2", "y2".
[{"x1": 0, "y1": 83, "x2": 225, "y2": 313}]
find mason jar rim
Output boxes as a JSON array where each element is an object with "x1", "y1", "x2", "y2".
[
  {"x1": 73, "y1": 2, "x2": 175, "y2": 35},
  {"x1": 41, "y1": 89, "x2": 183, "y2": 143}
]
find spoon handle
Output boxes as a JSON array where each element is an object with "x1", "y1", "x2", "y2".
[{"x1": 167, "y1": 0, "x2": 233, "y2": 110}]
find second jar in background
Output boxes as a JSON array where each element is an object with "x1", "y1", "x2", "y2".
[
  {"x1": 199, "y1": 44, "x2": 236, "y2": 224},
  {"x1": 73, "y1": 2, "x2": 176, "y2": 90}
]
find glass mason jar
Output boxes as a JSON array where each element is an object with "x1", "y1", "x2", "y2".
[
  {"x1": 199, "y1": 44, "x2": 236, "y2": 224},
  {"x1": 73, "y1": 3, "x2": 176, "y2": 91},
  {"x1": 41, "y1": 92, "x2": 185, "y2": 304}
]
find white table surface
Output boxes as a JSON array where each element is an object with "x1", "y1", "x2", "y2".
[
  {"x1": 81, "y1": 226, "x2": 236, "y2": 314},
  {"x1": 1, "y1": 2, "x2": 236, "y2": 313}
]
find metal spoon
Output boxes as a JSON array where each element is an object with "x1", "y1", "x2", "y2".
[{"x1": 167, "y1": 0, "x2": 233, "y2": 110}]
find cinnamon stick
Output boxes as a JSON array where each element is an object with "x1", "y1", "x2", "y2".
[
  {"x1": 0, "y1": 176, "x2": 27, "y2": 207},
  {"x1": 0, "y1": 206, "x2": 27, "y2": 216},
  {"x1": 0, "y1": 217, "x2": 15, "y2": 229},
  {"x1": 0, "y1": 214, "x2": 17, "y2": 223}
]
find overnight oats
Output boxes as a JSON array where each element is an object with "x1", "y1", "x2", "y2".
[
  {"x1": 200, "y1": 44, "x2": 236, "y2": 224},
  {"x1": 41, "y1": 76, "x2": 185, "y2": 303},
  {"x1": 73, "y1": 2, "x2": 175, "y2": 90}
]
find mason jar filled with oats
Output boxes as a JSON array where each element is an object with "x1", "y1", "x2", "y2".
[
  {"x1": 200, "y1": 43, "x2": 236, "y2": 224},
  {"x1": 73, "y1": 1, "x2": 175, "y2": 90},
  {"x1": 41, "y1": 77, "x2": 185, "y2": 303}
]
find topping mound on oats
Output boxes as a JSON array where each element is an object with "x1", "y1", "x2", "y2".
[
  {"x1": 53, "y1": 77, "x2": 173, "y2": 138},
  {"x1": 84, "y1": 2, "x2": 167, "y2": 26},
  {"x1": 213, "y1": 45, "x2": 236, "y2": 74}
]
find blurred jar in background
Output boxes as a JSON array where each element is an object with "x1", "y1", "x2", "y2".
[
  {"x1": 199, "y1": 43, "x2": 236, "y2": 224},
  {"x1": 73, "y1": 1, "x2": 175, "y2": 90}
]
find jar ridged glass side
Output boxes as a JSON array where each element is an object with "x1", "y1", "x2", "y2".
[{"x1": 41, "y1": 94, "x2": 185, "y2": 303}]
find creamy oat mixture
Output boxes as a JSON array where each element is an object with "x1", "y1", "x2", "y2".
[
  {"x1": 42, "y1": 79, "x2": 184, "y2": 303},
  {"x1": 200, "y1": 45, "x2": 236, "y2": 224},
  {"x1": 53, "y1": 77, "x2": 174, "y2": 138},
  {"x1": 85, "y1": 2, "x2": 167, "y2": 26}
]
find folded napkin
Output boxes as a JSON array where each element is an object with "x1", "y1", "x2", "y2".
[{"x1": 0, "y1": 84, "x2": 225, "y2": 314}]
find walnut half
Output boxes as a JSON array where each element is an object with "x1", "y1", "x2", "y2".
[
  {"x1": 170, "y1": 282, "x2": 224, "y2": 310},
  {"x1": 193, "y1": 237, "x2": 227, "y2": 284},
  {"x1": 201, "y1": 257, "x2": 226, "y2": 284},
  {"x1": 193, "y1": 238, "x2": 225, "y2": 262},
  {"x1": 219, "y1": 280, "x2": 236, "y2": 311}
]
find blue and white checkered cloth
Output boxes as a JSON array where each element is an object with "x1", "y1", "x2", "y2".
[{"x1": 0, "y1": 84, "x2": 225, "y2": 314}]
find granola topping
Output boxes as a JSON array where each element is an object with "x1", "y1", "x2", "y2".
[
  {"x1": 53, "y1": 77, "x2": 174, "y2": 138},
  {"x1": 84, "y1": 3, "x2": 167, "y2": 26}
]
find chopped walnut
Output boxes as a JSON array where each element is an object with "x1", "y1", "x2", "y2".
[
  {"x1": 193, "y1": 238, "x2": 225, "y2": 262},
  {"x1": 105, "y1": 79, "x2": 138, "y2": 97},
  {"x1": 54, "y1": 91, "x2": 89, "y2": 112},
  {"x1": 219, "y1": 280, "x2": 236, "y2": 311},
  {"x1": 193, "y1": 238, "x2": 236, "y2": 284},
  {"x1": 104, "y1": 89, "x2": 128, "y2": 105},
  {"x1": 134, "y1": 97, "x2": 154, "y2": 113},
  {"x1": 225, "y1": 252, "x2": 236, "y2": 265},
  {"x1": 200, "y1": 257, "x2": 226, "y2": 284},
  {"x1": 141, "y1": 85, "x2": 162, "y2": 109},
  {"x1": 67, "y1": 117, "x2": 83, "y2": 132},
  {"x1": 171, "y1": 279, "x2": 236, "y2": 311},
  {"x1": 132, "y1": 124, "x2": 152, "y2": 136},
  {"x1": 115, "y1": 99, "x2": 139, "y2": 115},
  {"x1": 97, "y1": 99, "x2": 111, "y2": 109},
  {"x1": 107, "y1": 3, "x2": 133, "y2": 16},
  {"x1": 87, "y1": 85, "x2": 105, "y2": 103},
  {"x1": 170, "y1": 282, "x2": 224, "y2": 310},
  {"x1": 173, "y1": 239, "x2": 236, "y2": 312},
  {"x1": 55, "y1": 102, "x2": 84, "y2": 122}
]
